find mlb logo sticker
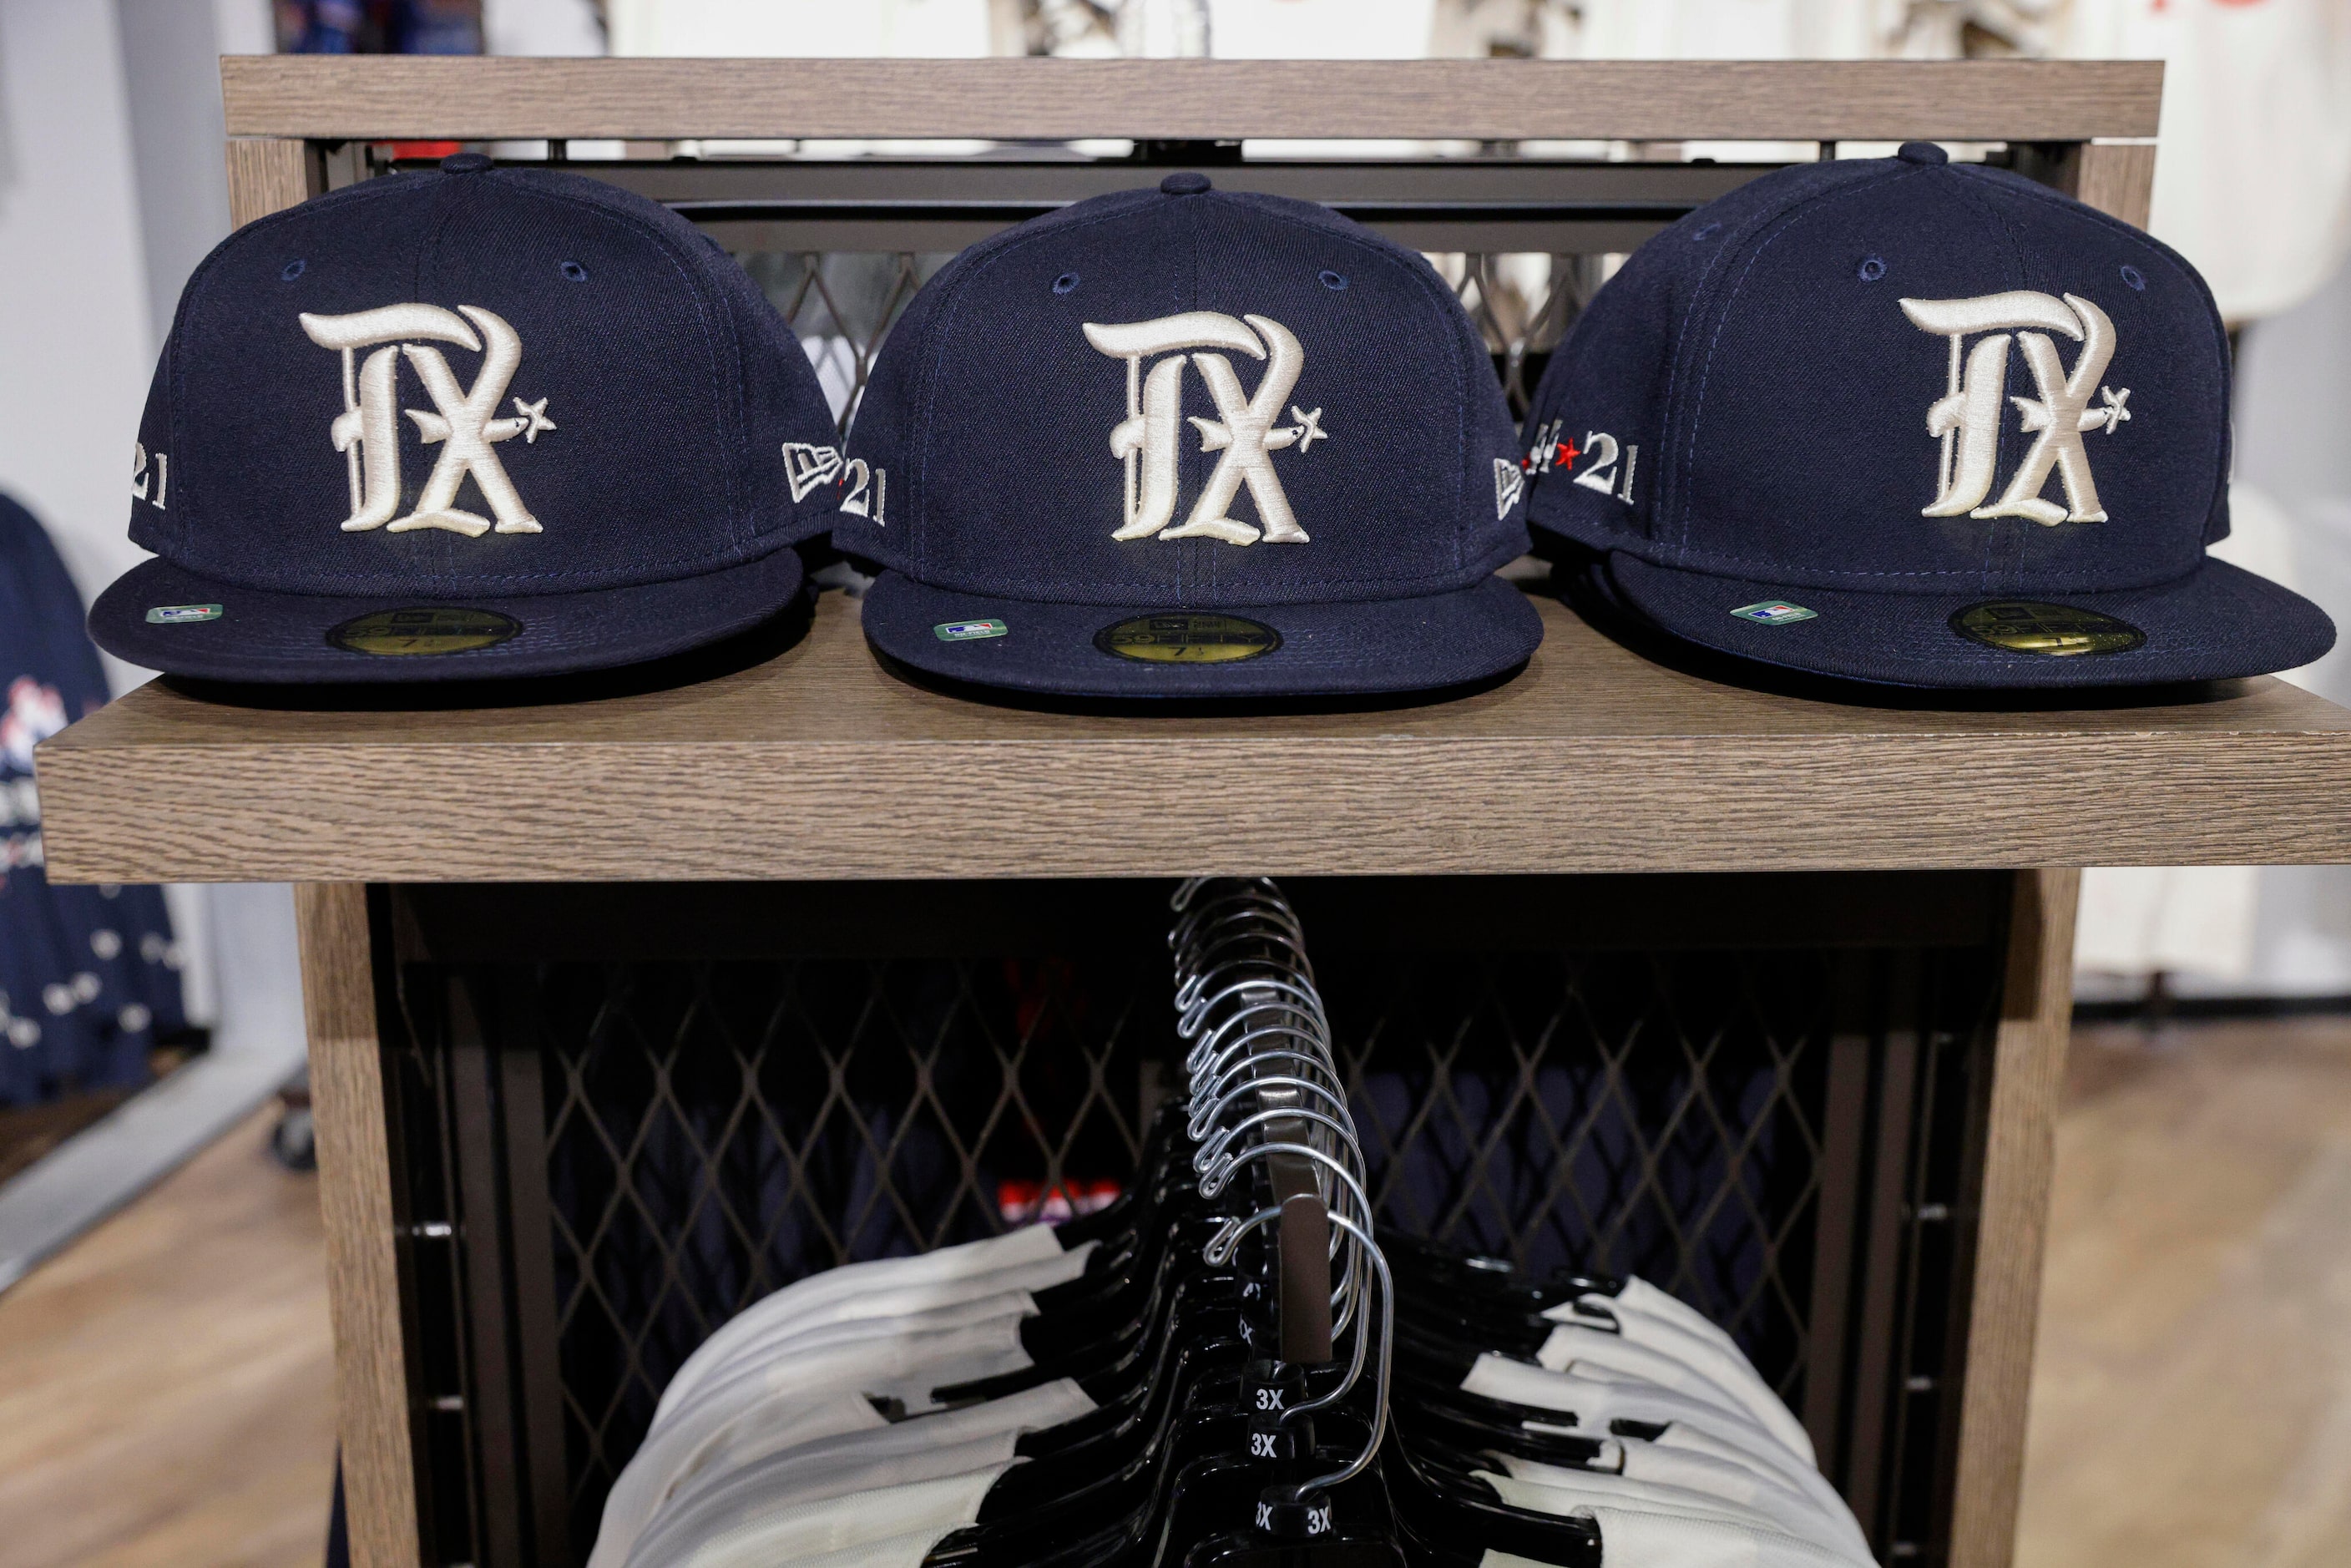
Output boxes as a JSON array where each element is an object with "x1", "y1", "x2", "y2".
[
  {"x1": 144, "y1": 604, "x2": 222, "y2": 625},
  {"x1": 1730, "y1": 601, "x2": 1817, "y2": 626},
  {"x1": 933, "y1": 619, "x2": 1009, "y2": 642}
]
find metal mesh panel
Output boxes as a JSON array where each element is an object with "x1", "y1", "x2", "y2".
[
  {"x1": 740, "y1": 249, "x2": 1592, "y2": 430},
  {"x1": 373, "y1": 939, "x2": 1990, "y2": 1559},
  {"x1": 1332, "y1": 951, "x2": 1830, "y2": 1402},
  {"x1": 530, "y1": 956, "x2": 1160, "y2": 1550}
]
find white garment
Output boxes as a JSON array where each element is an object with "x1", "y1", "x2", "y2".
[
  {"x1": 590, "y1": 1309, "x2": 1036, "y2": 1568},
  {"x1": 2073, "y1": 478, "x2": 2317, "y2": 984},
  {"x1": 650, "y1": 1227, "x2": 1066, "y2": 1426},
  {"x1": 1569, "y1": 1279, "x2": 1748, "y2": 1361},
  {"x1": 1479, "y1": 1473, "x2": 1868, "y2": 1566},
  {"x1": 1607, "y1": 1445, "x2": 1863, "y2": 1559},
  {"x1": 605, "y1": 0, "x2": 991, "y2": 55},
  {"x1": 633, "y1": 1432, "x2": 1024, "y2": 1568},
  {"x1": 1629, "y1": 1423, "x2": 1862, "y2": 1542},
  {"x1": 776, "y1": 1521, "x2": 978, "y2": 1568},
  {"x1": 1483, "y1": 1458, "x2": 1858, "y2": 1562},
  {"x1": 1502, "y1": 1444, "x2": 1868, "y2": 1561},
  {"x1": 655, "y1": 1237, "x2": 1093, "y2": 1426},
  {"x1": 629, "y1": 1382, "x2": 1095, "y2": 1568},
  {"x1": 2054, "y1": 0, "x2": 2351, "y2": 323},
  {"x1": 1536, "y1": 1323, "x2": 1816, "y2": 1465},
  {"x1": 669, "y1": 1464, "x2": 1015, "y2": 1568},
  {"x1": 1550, "y1": 1297, "x2": 1768, "y2": 1405},
  {"x1": 482, "y1": 0, "x2": 606, "y2": 54},
  {"x1": 1583, "y1": 1500, "x2": 1868, "y2": 1568},
  {"x1": 1461, "y1": 1355, "x2": 1812, "y2": 1480}
]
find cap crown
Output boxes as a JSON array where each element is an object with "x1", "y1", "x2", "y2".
[
  {"x1": 836, "y1": 185, "x2": 1528, "y2": 605},
  {"x1": 129, "y1": 164, "x2": 836, "y2": 597},
  {"x1": 1525, "y1": 157, "x2": 2227, "y2": 595}
]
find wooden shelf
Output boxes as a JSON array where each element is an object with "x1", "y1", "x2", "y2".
[
  {"x1": 38, "y1": 579, "x2": 2351, "y2": 883},
  {"x1": 220, "y1": 55, "x2": 2162, "y2": 144}
]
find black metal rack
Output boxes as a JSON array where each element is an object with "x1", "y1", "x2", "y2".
[{"x1": 377, "y1": 872, "x2": 2006, "y2": 1568}]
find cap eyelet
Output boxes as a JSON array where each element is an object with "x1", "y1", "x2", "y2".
[
  {"x1": 1318, "y1": 270, "x2": 1347, "y2": 291},
  {"x1": 280, "y1": 259, "x2": 306, "y2": 281},
  {"x1": 1052, "y1": 272, "x2": 1079, "y2": 296},
  {"x1": 2120, "y1": 264, "x2": 2146, "y2": 291},
  {"x1": 559, "y1": 260, "x2": 589, "y2": 282},
  {"x1": 1858, "y1": 255, "x2": 1888, "y2": 283},
  {"x1": 1691, "y1": 222, "x2": 1722, "y2": 242}
]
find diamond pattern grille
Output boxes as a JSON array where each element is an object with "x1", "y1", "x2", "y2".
[
  {"x1": 395, "y1": 941, "x2": 1995, "y2": 1553},
  {"x1": 741, "y1": 250, "x2": 1593, "y2": 432},
  {"x1": 1329, "y1": 951, "x2": 1829, "y2": 1400}
]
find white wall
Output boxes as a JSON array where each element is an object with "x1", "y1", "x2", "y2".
[{"x1": 0, "y1": 1, "x2": 156, "y2": 645}]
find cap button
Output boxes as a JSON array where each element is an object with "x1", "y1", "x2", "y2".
[
  {"x1": 1160, "y1": 171, "x2": 1211, "y2": 196},
  {"x1": 440, "y1": 152, "x2": 492, "y2": 175},
  {"x1": 1895, "y1": 141, "x2": 1948, "y2": 166}
]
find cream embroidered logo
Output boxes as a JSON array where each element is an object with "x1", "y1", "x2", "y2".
[
  {"x1": 1083, "y1": 311, "x2": 1325, "y2": 545},
  {"x1": 301, "y1": 304, "x2": 554, "y2": 537},
  {"x1": 1900, "y1": 291, "x2": 2132, "y2": 526}
]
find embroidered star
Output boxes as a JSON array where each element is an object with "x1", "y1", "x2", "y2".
[
  {"x1": 511, "y1": 396, "x2": 557, "y2": 444},
  {"x1": 2094, "y1": 385, "x2": 2131, "y2": 434},
  {"x1": 1557, "y1": 438, "x2": 1581, "y2": 467},
  {"x1": 1287, "y1": 405, "x2": 1327, "y2": 452}
]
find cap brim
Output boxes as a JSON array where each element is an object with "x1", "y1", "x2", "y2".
[
  {"x1": 1605, "y1": 552, "x2": 2335, "y2": 689},
  {"x1": 859, "y1": 570, "x2": 1543, "y2": 699},
  {"x1": 89, "y1": 546, "x2": 805, "y2": 684}
]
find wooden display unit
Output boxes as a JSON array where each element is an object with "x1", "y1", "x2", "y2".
[{"x1": 39, "y1": 53, "x2": 2344, "y2": 1568}]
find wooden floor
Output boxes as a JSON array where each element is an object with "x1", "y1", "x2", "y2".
[
  {"x1": 0, "y1": 1021, "x2": 2347, "y2": 1567},
  {"x1": 0, "y1": 1109, "x2": 334, "y2": 1568},
  {"x1": 2018, "y1": 1017, "x2": 2351, "y2": 1568}
]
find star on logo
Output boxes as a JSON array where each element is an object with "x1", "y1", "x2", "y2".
[
  {"x1": 1287, "y1": 405, "x2": 1327, "y2": 452},
  {"x1": 2093, "y1": 385, "x2": 2131, "y2": 434},
  {"x1": 1557, "y1": 438, "x2": 1581, "y2": 467},
  {"x1": 511, "y1": 396, "x2": 557, "y2": 444}
]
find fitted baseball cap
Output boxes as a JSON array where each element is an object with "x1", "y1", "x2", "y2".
[
  {"x1": 1524, "y1": 143, "x2": 2333, "y2": 688},
  {"x1": 832, "y1": 173, "x2": 1543, "y2": 699},
  {"x1": 92, "y1": 155, "x2": 839, "y2": 683}
]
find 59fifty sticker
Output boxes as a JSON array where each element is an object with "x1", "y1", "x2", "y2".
[
  {"x1": 328, "y1": 607, "x2": 521, "y2": 656},
  {"x1": 1950, "y1": 601, "x2": 2146, "y2": 657},
  {"x1": 1095, "y1": 612, "x2": 1281, "y2": 665},
  {"x1": 145, "y1": 604, "x2": 221, "y2": 625}
]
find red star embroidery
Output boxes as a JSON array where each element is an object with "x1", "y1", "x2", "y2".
[{"x1": 1557, "y1": 438, "x2": 1581, "y2": 467}]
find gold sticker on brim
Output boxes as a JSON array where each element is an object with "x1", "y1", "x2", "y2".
[
  {"x1": 328, "y1": 607, "x2": 521, "y2": 656},
  {"x1": 1095, "y1": 612, "x2": 1281, "y2": 665},
  {"x1": 1950, "y1": 601, "x2": 2146, "y2": 657}
]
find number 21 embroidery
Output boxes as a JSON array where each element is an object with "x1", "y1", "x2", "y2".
[{"x1": 1525, "y1": 419, "x2": 1636, "y2": 505}]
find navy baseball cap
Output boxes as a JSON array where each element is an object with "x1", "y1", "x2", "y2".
[
  {"x1": 832, "y1": 174, "x2": 1542, "y2": 698},
  {"x1": 1524, "y1": 143, "x2": 2333, "y2": 688},
  {"x1": 92, "y1": 155, "x2": 838, "y2": 683}
]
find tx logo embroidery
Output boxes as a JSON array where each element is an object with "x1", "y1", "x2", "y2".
[
  {"x1": 1083, "y1": 311, "x2": 1324, "y2": 545},
  {"x1": 1900, "y1": 291, "x2": 2132, "y2": 526},
  {"x1": 300, "y1": 303, "x2": 555, "y2": 537}
]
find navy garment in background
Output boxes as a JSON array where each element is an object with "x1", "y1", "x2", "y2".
[{"x1": 0, "y1": 493, "x2": 185, "y2": 1107}]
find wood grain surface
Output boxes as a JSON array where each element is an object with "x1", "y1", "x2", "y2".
[
  {"x1": 225, "y1": 137, "x2": 317, "y2": 228},
  {"x1": 296, "y1": 883, "x2": 418, "y2": 1568},
  {"x1": 0, "y1": 1110, "x2": 336, "y2": 1568},
  {"x1": 2069, "y1": 141, "x2": 2157, "y2": 231},
  {"x1": 218, "y1": 55, "x2": 2161, "y2": 143},
  {"x1": 35, "y1": 588, "x2": 2351, "y2": 884},
  {"x1": 1951, "y1": 868, "x2": 2081, "y2": 1568}
]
